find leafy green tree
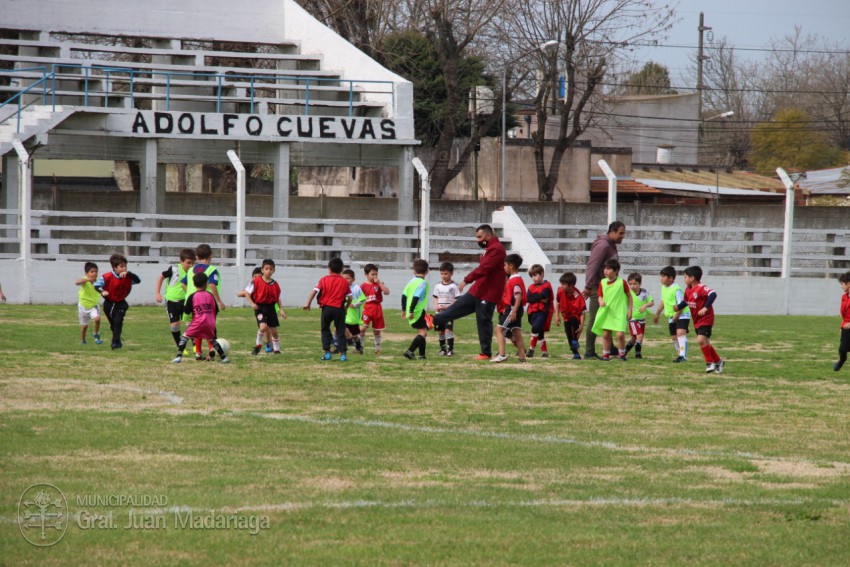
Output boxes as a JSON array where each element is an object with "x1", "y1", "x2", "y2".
[
  {"x1": 624, "y1": 61, "x2": 676, "y2": 95},
  {"x1": 749, "y1": 108, "x2": 844, "y2": 175}
]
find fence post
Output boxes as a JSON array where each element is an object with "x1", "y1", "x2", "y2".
[
  {"x1": 411, "y1": 158, "x2": 430, "y2": 262},
  {"x1": 227, "y1": 150, "x2": 246, "y2": 293},
  {"x1": 598, "y1": 159, "x2": 617, "y2": 226},
  {"x1": 776, "y1": 168, "x2": 796, "y2": 279},
  {"x1": 12, "y1": 141, "x2": 31, "y2": 303}
]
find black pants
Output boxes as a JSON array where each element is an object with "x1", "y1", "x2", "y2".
[
  {"x1": 563, "y1": 317, "x2": 581, "y2": 346},
  {"x1": 321, "y1": 306, "x2": 347, "y2": 353},
  {"x1": 839, "y1": 328, "x2": 850, "y2": 362},
  {"x1": 103, "y1": 299, "x2": 128, "y2": 346},
  {"x1": 433, "y1": 293, "x2": 496, "y2": 356}
]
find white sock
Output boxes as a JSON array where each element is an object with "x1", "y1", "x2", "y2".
[
  {"x1": 272, "y1": 338, "x2": 280, "y2": 352},
  {"x1": 256, "y1": 330, "x2": 264, "y2": 346},
  {"x1": 677, "y1": 336, "x2": 688, "y2": 357}
]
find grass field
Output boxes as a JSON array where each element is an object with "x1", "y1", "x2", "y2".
[{"x1": 1, "y1": 304, "x2": 849, "y2": 565}]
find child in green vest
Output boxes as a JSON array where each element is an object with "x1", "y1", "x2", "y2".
[
  {"x1": 342, "y1": 269, "x2": 366, "y2": 354},
  {"x1": 590, "y1": 259, "x2": 633, "y2": 361},
  {"x1": 75, "y1": 262, "x2": 102, "y2": 344},
  {"x1": 402, "y1": 259, "x2": 432, "y2": 360},
  {"x1": 154, "y1": 248, "x2": 196, "y2": 347},
  {"x1": 625, "y1": 272, "x2": 655, "y2": 359},
  {"x1": 653, "y1": 265, "x2": 691, "y2": 363}
]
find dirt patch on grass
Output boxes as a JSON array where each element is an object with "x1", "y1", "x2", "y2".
[
  {"x1": 752, "y1": 460, "x2": 850, "y2": 478},
  {"x1": 298, "y1": 476, "x2": 357, "y2": 491},
  {"x1": 0, "y1": 378, "x2": 181, "y2": 412}
]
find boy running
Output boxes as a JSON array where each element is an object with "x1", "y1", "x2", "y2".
[
  {"x1": 653, "y1": 266, "x2": 691, "y2": 363},
  {"x1": 75, "y1": 262, "x2": 102, "y2": 345},
  {"x1": 625, "y1": 272, "x2": 655, "y2": 359},
  {"x1": 342, "y1": 268, "x2": 366, "y2": 355},
  {"x1": 154, "y1": 248, "x2": 196, "y2": 347},
  {"x1": 95, "y1": 253, "x2": 141, "y2": 350}
]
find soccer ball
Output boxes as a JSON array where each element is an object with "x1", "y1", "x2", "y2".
[{"x1": 216, "y1": 338, "x2": 231, "y2": 356}]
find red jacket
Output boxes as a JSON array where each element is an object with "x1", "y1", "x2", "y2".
[{"x1": 465, "y1": 236, "x2": 507, "y2": 304}]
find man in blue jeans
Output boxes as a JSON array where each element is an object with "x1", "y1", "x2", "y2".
[{"x1": 432, "y1": 224, "x2": 506, "y2": 359}]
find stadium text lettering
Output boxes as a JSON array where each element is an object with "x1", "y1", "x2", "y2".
[{"x1": 130, "y1": 111, "x2": 396, "y2": 141}]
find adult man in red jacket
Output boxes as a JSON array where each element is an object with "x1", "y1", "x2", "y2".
[{"x1": 433, "y1": 224, "x2": 506, "y2": 359}]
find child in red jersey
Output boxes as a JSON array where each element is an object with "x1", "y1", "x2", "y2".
[
  {"x1": 525, "y1": 264, "x2": 554, "y2": 359},
  {"x1": 360, "y1": 263, "x2": 390, "y2": 354},
  {"x1": 94, "y1": 253, "x2": 141, "y2": 350},
  {"x1": 303, "y1": 257, "x2": 352, "y2": 361},
  {"x1": 244, "y1": 259, "x2": 286, "y2": 355},
  {"x1": 834, "y1": 272, "x2": 850, "y2": 372},
  {"x1": 172, "y1": 272, "x2": 229, "y2": 363},
  {"x1": 556, "y1": 272, "x2": 587, "y2": 360},
  {"x1": 677, "y1": 265, "x2": 724, "y2": 374},
  {"x1": 492, "y1": 254, "x2": 527, "y2": 363}
]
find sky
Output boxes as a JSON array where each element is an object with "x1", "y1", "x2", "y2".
[{"x1": 631, "y1": 0, "x2": 850, "y2": 86}]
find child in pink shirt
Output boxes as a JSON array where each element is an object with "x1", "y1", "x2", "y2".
[{"x1": 172, "y1": 272, "x2": 230, "y2": 363}]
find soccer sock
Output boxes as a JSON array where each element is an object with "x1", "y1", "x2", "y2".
[
  {"x1": 635, "y1": 342, "x2": 642, "y2": 355},
  {"x1": 700, "y1": 345, "x2": 714, "y2": 363},
  {"x1": 408, "y1": 335, "x2": 424, "y2": 354},
  {"x1": 570, "y1": 340, "x2": 580, "y2": 353},
  {"x1": 602, "y1": 349, "x2": 610, "y2": 358},
  {"x1": 540, "y1": 339, "x2": 547, "y2": 353},
  {"x1": 212, "y1": 340, "x2": 226, "y2": 358},
  {"x1": 529, "y1": 335, "x2": 538, "y2": 349},
  {"x1": 678, "y1": 336, "x2": 688, "y2": 357},
  {"x1": 618, "y1": 348, "x2": 626, "y2": 357},
  {"x1": 708, "y1": 345, "x2": 720, "y2": 363},
  {"x1": 625, "y1": 340, "x2": 634, "y2": 353},
  {"x1": 176, "y1": 336, "x2": 189, "y2": 356},
  {"x1": 418, "y1": 335, "x2": 426, "y2": 356},
  {"x1": 447, "y1": 337, "x2": 454, "y2": 352},
  {"x1": 256, "y1": 330, "x2": 264, "y2": 347},
  {"x1": 171, "y1": 330, "x2": 181, "y2": 346},
  {"x1": 374, "y1": 335, "x2": 382, "y2": 350},
  {"x1": 207, "y1": 339, "x2": 215, "y2": 354},
  {"x1": 439, "y1": 335, "x2": 446, "y2": 351},
  {"x1": 272, "y1": 338, "x2": 281, "y2": 352}
]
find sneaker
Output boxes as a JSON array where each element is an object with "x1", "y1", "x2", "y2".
[
  {"x1": 251, "y1": 345, "x2": 261, "y2": 356},
  {"x1": 634, "y1": 353, "x2": 643, "y2": 359},
  {"x1": 584, "y1": 353, "x2": 602, "y2": 360},
  {"x1": 475, "y1": 354, "x2": 491, "y2": 360},
  {"x1": 424, "y1": 313, "x2": 434, "y2": 330},
  {"x1": 438, "y1": 349, "x2": 447, "y2": 356},
  {"x1": 208, "y1": 350, "x2": 216, "y2": 361},
  {"x1": 526, "y1": 348, "x2": 535, "y2": 358},
  {"x1": 403, "y1": 350, "x2": 415, "y2": 360},
  {"x1": 322, "y1": 352, "x2": 332, "y2": 361},
  {"x1": 491, "y1": 354, "x2": 509, "y2": 363},
  {"x1": 446, "y1": 351, "x2": 454, "y2": 357},
  {"x1": 541, "y1": 351, "x2": 549, "y2": 358},
  {"x1": 111, "y1": 342, "x2": 122, "y2": 350},
  {"x1": 81, "y1": 340, "x2": 88, "y2": 345},
  {"x1": 220, "y1": 356, "x2": 231, "y2": 364},
  {"x1": 93, "y1": 333, "x2": 102, "y2": 344},
  {"x1": 705, "y1": 362, "x2": 716, "y2": 373},
  {"x1": 264, "y1": 343, "x2": 273, "y2": 354},
  {"x1": 618, "y1": 355, "x2": 627, "y2": 362},
  {"x1": 171, "y1": 356, "x2": 182, "y2": 364},
  {"x1": 835, "y1": 360, "x2": 845, "y2": 372},
  {"x1": 601, "y1": 355, "x2": 611, "y2": 361},
  {"x1": 417, "y1": 355, "x2": 427, "y2": 360},
  {"x1": 673, "y1": 355, "x2": 687, "y2": 363},
  {"x1": 273, "y1": 350, "x2": 281, "y2": 355},
  {"x1": 195, "y1": 352, "x2": 206, "y2": 361},
  {"x1": 340, "y1": 354, "x2": 348, "y2": 362},
  {"x1": 715, "y1": 360, "x2": 725, "y2": 374},
  {"x1": 572, "y1": 353, "x2": 582, "y2": 360},
  {"x1": 355, "y1": 346, "x2": 364, "y2": 355}
]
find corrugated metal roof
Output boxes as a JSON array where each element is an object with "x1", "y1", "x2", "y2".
[
  {"x1": 634, "y1": 178, "x2": 784, "y2": 198},
  {"x1": 799, "y1": 166, "x2": 850, "y2": 195}
]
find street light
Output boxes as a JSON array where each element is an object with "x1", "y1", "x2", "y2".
[{"x1": 500, "y1": 40, "x2": 558, "y2": 201}]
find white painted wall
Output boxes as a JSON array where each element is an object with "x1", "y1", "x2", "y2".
[{"x1": 0, "y1": 259, "x2": 841, "y2": 317}]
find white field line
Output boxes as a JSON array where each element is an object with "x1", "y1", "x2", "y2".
[
  {"x1": 2, "y1": 496, "x2": 849, "y2": 525},
  {"x1": 245, "y1": 411, "x2": 850, "y2": 469}
]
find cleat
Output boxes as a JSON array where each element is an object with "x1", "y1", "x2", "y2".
[
  {"x1": 526, "y1": 348, "x2": 535, "y2": 358},
  {"x1": 601, "y1": 355, "x2": 611, "y2": 361},
  {"x1": 715, "y1": 360, "x2": 725, "y2": 374},
  {"x1": 273, "y1": 350, "x2": 281, "y2": 355},
  {"x1": 171, "y1": 356, "x2": 182, "y2": 364},
  {"x1": 93, "y1": 334, "x2": 102, "y2": 344},
  {"x1": 251, "y1": 346, "x2": 261, "y2": 356},
  {"x1": 673, "y1": 355, "x2": 686, "y2": 363},
  {"x1": 403, "y1": 350, "x2": 415, "y2": 360},
  {"x1": 475, "y1": 354, "x2": 491, "y2": 360},
  {"x1": 541, "y1": 352, "x2": 549, "y2": 358},
  {"x1": 572, "y1": 353, "x2": 582, "y2": 360},
  {"x1": 618, "y1": 356, "x2": 627, "y2": 362},
  {"x1": 424, "y1": 313, "x2": 435, "y2": 330},
  {"x1": 835, "y1": 360, "x2": 845, "y2": 372},
  {"x1": 446, "y1": 351, "x2": 454, "y2": 357},
  {"x1": 220, "y1": 356, "x2": 231, "y2": 364},
  {"x1": 491, "y1": 354, "x2": 509, "y2": 363},
  {"x1": 705, "y1": 362, "x2": 716, "y2": 373},
  {"x1": 635, "y1": 353, "x2": 643, "y2": 359},
  {"x1": 322, "y1": 352, "x2": 332, "y2": 361},
  {"x1": 438, "y1": 349, "x2": 447, "y2": 356},
  {"x1": 340, "y1": 354, "x2": 348, "y2": 362},
  {"x1": 195, "y1": 352, "x2": 206, "y2": 361},
  {"x1": 81, "y1": 340, "x2": 88, "y2": 345},
  {"x1": 264, "y1": 343, "x2": 273, "y2": 353},
  {"x1": 208, "y1": 350, "x2": 216, "y2": 361},
  {"x1": 355, "y1": 347, "x2": 364, "y2": 355}
]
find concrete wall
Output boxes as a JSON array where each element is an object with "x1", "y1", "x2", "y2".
[{"x1": 0, "y1": 258, "x2": 839, "y2": 317}]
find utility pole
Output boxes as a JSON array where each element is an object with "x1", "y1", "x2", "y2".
[
  {"x1": 696, "y1": 12, "x2": 712, "y2": 123},
  {"x1": 470, "y1": 87, "x2": 479, "y2": 200}
]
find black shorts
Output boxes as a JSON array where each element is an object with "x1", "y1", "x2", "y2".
[
  {"x1": 695, "y1": 325, "x2": 713, "y2": 338},
  {"x1": 255, "y1": 303, "x2": 279, "y2": 328},
  {"x1": 346, "y1": 323, "x2": 361, "y2": 336},
  {"x1": 166, "y1": 300, "x2": 184, "y2": 324},
  {"x1": 435, "y1": 320, "x2": 454, "y2": 332},
  {"x1": 498, "y1": 306, "x2": 524, "y2": 332},
  {"x1": 409, "y1": 312, "x2": 428, "y2": 330},
  {"x1": 668, "y1": 319, "x2": 690, "y2": 336}
]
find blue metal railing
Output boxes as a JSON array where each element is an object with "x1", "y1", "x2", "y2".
[{"x1": 1, "y1": 62, "x2": 395, "y2": 133}]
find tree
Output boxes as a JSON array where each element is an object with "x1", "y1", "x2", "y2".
[
  {"x1": 504, "y1": 0, "x2": 675, "y2": 201},
  {"x1": 749, "y1": 108, "x2": 844, "y2": 175},
  {"x1": 623, "y1": 61, "x2": 675, "y2": 95}
]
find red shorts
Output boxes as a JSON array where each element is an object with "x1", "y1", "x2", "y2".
[
  {"x1": 361, "y1": 303, "x2": 385, "y2": 330},
  {"x1": 629, "y1": 319, "x2": 646, "y2": 337}
]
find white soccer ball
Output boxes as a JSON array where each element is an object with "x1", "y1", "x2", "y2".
[{"x1": 216, "y1": 338, "x2": 231, "y2": 355}]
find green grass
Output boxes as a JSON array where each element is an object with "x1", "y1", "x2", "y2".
[{"x1": 1, "y1": 305, "x2": 849, "y2": 565}]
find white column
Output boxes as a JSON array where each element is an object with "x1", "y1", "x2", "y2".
[
  {"x1": 227, "y1": 150, "x2": 246, "y2": 288},
  {"x1": 12, "y1": 140, "x2": 31, "y2": 303},
  {"x1": 598, "y1": 159, "x2": 617, "y2": 226},
  {"x1": 412, "y1": 158, "x2": 430, "y2": 262},
  {"x1": 397, "y1": 146, "x2": 416, "y2": 265},
  {"x1": 272, "y1": 144, "x2": 290, "y2": 263}
]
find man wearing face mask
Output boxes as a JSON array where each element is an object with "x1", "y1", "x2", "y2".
[
  {"x1": 432, "y1": 224, "x2": 506, "y2": 359},
  {"x1": 582, "y1": 221, "x2": 627, "y2": 359}
]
